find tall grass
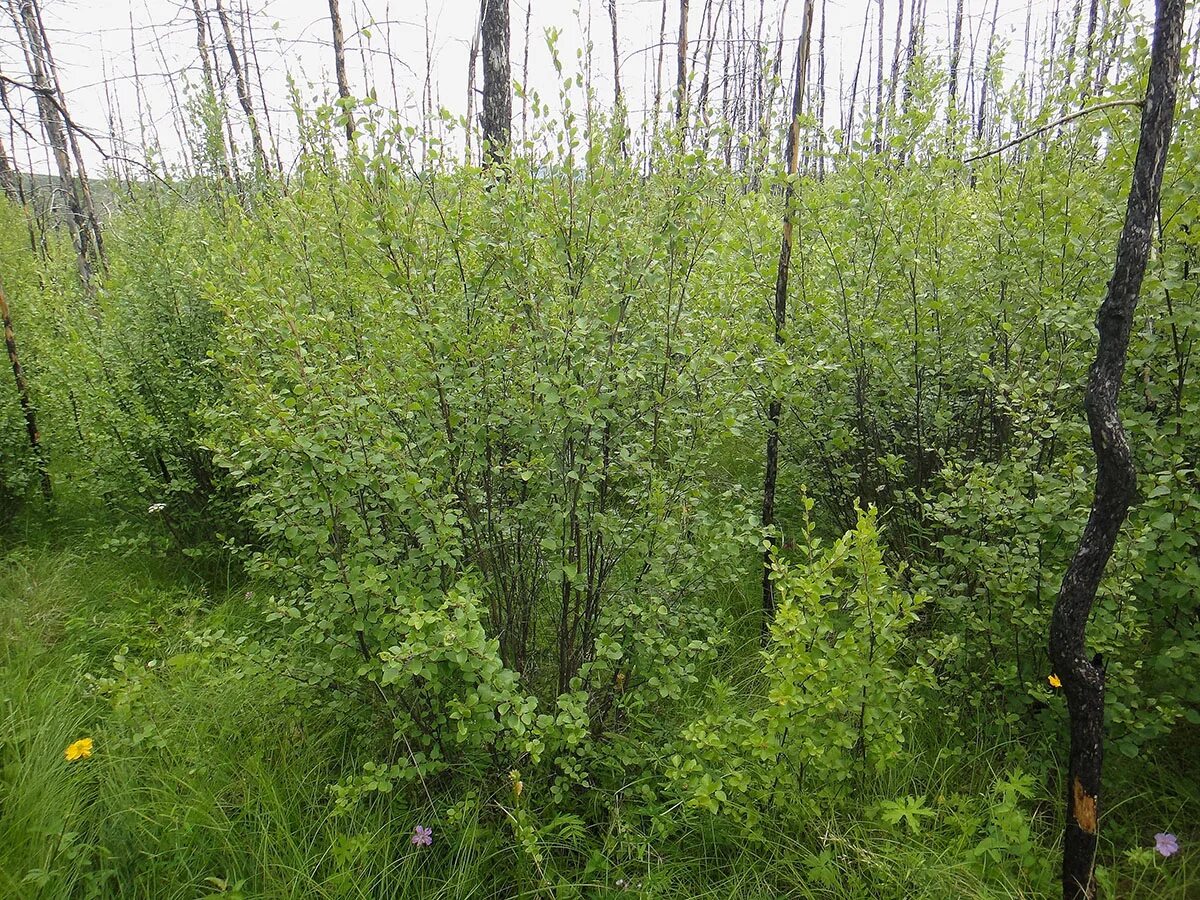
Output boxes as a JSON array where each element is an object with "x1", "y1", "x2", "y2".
[{"x1": 2, "y1": 507, "x2": 1195, "y2": 898}]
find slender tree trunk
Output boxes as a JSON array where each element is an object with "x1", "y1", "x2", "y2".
[
  {"x1": 887, "y1": 0, "x2": 905, "y2": 120},
  {"x1": 327, "y1": 0, "x2": 355, "y2": 143},
  {"x1": 817, "y1": 0, "x2": 826, "y2": 176},
  {"x1": 29, "y1": 0, "x2": 104, "y2": 267},
  {"x1": 465, "y1": 10, "x2": 481, "y2": 164},
  {"x1": 607, "y1": 0, "x2": 628, "y2": 156},
  {"x1": 761, "y1": 0, "x2": 815, "y2": 635},
  {"x1": 480, "y1": 0, "x2": 511, "y2": 165},
  {"x1": 976, "y1": 0, "x2": 1000, "y2": 142},
  {"x1": 0, "y1": 273, "x2": 50, "y2": 499},
  {"x1": 521, "y1": 0, "x2": 531, "y2": 146},
  {"x1": 243, "y1": 6, "x2": 283, "y2": 174},
  {"x1": 0, "y1": 132, "x2": 17, "y2": 199},
  {"x1": 15, "y1": 0, "x2": 92, "y2": 288},
  {"x1": 948, "y1": 0, "x2": 965, "y2": 121},
  {"x1": 676, "y1": 0, "x2": 689, "y2": 126},
  {"x1": 213, "y1": 0, "x2": 268, "y2": 173},
  {"x1": 1048, "y1": 2, "x2": 1185, "y2": 898},
  {"x1": 874, "y1": 0, "x2": 884, "y2": 150},
  {"x1": 844, "y1": 11, "x2": 869, "y2": 151}
]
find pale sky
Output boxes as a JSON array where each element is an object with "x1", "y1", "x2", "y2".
[{"x1": 0, "y1": 0, "x2": 1161, "y2": 175}]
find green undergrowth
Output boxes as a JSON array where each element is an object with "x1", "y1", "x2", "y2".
[{"x1": 1, "y1": 509, "x2": 1194, "y2": 899}]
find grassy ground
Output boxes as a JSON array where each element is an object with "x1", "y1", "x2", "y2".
[{"x1": 1, "y1": 506, "x2": 1195, "y2": 898}]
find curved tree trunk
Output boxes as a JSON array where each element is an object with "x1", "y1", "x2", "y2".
[{"x1": 1048, "y1": 1, "x2": 1185, "y2": 897}]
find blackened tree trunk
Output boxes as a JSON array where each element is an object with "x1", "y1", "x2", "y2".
[
  {"x1": 327, "y1": 0, "x2": 355, "y2": 143},
  {"x1": 1048, "y1": 1, "x2": 1185, "y2": 897},
  {"x1": 761, "y1": 0, "x2": 815, "y2": 635},
  {"x1": 0, "y1": 273, "x2": 50, "y2": 499},
  {"x1": 480, "y1": 0, "x2": 511, "y2": 165},
  {"x1": 213, "y1": 0, "x2": 269, "y2": 173}
]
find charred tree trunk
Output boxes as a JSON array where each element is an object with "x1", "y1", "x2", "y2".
[
  {"x1": 0, "y1": 273, "x2": 50, "y2": 499},
  {"x1": 1048, "y1": 1, "x2": 1185, "y2": 897},
  {"x1": 761, "y1": 0, "x2": 815, "y2": 635},
  {"x1": 480, "y1": 0, "x2": 511, "y2": 166},
  {"x1": 327, "y1": 0, "x2": 355, "y2": 143},
  {"x1": 213, "y1": 0, "x2": 269, "y2": 173},
  {"x1": 675, "y1": 0, "x2": 689, "y2": 126}
]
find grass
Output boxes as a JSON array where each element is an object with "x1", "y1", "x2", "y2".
[{"x1": 1, "y1": 507, "x2": 1195, "y2": 898}]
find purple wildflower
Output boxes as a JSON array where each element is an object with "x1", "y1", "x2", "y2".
[
  {"x1": 411, "y1": 825, "x2": 433, "y2": 848},
  {"x1": 1155, "y1": 833, "x2": 1179, "y2": 857}
]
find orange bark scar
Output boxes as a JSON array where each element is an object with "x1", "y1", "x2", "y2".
[{"x1": 1073, "y1": 778, "x2": 1098, "y2": 833}]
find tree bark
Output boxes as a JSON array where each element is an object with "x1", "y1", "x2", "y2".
[
  {"x1": 15, "y1": 0, "x2": 93, "y2": 288},
  {"x1": 327, "y1": 0, "x2": 355, "y2": 143},
  {"x1": 480, "y1": 0, "x2": 511, "y2": 165},
  {"x1": 761, "y1": 0, "x2": 815, "y2": 635},
  {"x1": 607, "y1": 0, "x2": 628, "y2": 157},
  {"x1": 675, "y1": 0, "x2": 689, "y2": 126},
  {"x1": 213, "y1": 0, "x2": 269, "y2": 173},
  {"x1": 1048, "y1": 2, "x2": 1185, "y2": 897},
  {"x1": 0, "y1": 273, "x2": 50, "y2": 499},
  {"x1": 948, "y1": 0, "x2": 965, "y2": 121}
]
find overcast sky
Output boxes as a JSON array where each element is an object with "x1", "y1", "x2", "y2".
[{"x1": 0, "y1": 0, "x2": 1160, "y2": 175}]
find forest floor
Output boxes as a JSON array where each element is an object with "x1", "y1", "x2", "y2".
[{"x1": 1, "y1": 501, "x2": 1197, "y2": 899}]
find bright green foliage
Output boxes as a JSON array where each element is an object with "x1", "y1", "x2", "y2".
[
  {"x1": 1, "y1": 18, "x2": 1198, "y2": 899},
  {"x1": 671, "y1": 506, "x2": 929, "y2": 817}
]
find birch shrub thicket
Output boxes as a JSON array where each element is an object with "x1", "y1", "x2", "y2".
[{"x1": 0, "y1": 33, "x2": 1197, "y2": 883}]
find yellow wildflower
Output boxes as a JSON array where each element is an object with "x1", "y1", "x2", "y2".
[
  {"x1": 64, "y1": 737, "x2": 94, "y2": 761},
  {"x1": 1048, "y1": 674, "x2": 1062, "y2": 689},
  {"x1": 509, "y1": 769, "x2": 524, "y2": 797}
]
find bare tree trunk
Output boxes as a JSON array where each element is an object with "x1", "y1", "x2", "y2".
[
  {"x1": 761, "y1": 0, "x2": 815, "y2": 635},
  {"x1": 1048, "y1": 2, "x2": 1185, "y2": 898},
  {"x1": 244, "y1": 5, "x2": 283, "y2": 174},
  {"x1": 0, "y1": 273, "x2": 50, "y2": 499},
  {"x1": 948, "y1": 0, "x2": 965, "y2": 121},
  {"x1": 28, "y1": 0, "x2": 104, "y2": 266},
  {"x1": 480, "y1": 0, "x2": 511, "y2": 165},
  {"x1": 887, "y1": 0, "x2": 905, "y2": 121},
  {"x1": 0, "y1": 132, "x2": 17, "y2": 199},
  {"x1": 844, "y1": 11, "x2": 869, "y2": 151},
  {"x1": 874, "y1": 0, "x2": 884, "y2": 150},
  {"x1": 214, "y1": 0, "x2": 269, "y2": 173},
  {"x1": 607, "y1": 0, "x2": 628, "y2": 156},
  {"x1": 676, "y1": 0, "x2": 690, "y2": 126},
  {"x1": 466, "y1": 10, "x2": 481, "y2": 164},
  {"x1": 191, "y1": 0, "x2": 236, "y2": 184},
  {"x1": 521, "y1": 0, "x2": 531, "y2": 146},
  {"x1": 976, "y1": 0, "x2": 1000, "y2": 142},
  {"x1": 817, "y1": 0, "x2": 826, "y2": 176},
  {"x1": 327, "y1": 0, "x2": 355, "y2": 143},
  {"x1": 15, "y1": 0, "x2": 93, "y2": 288}
]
